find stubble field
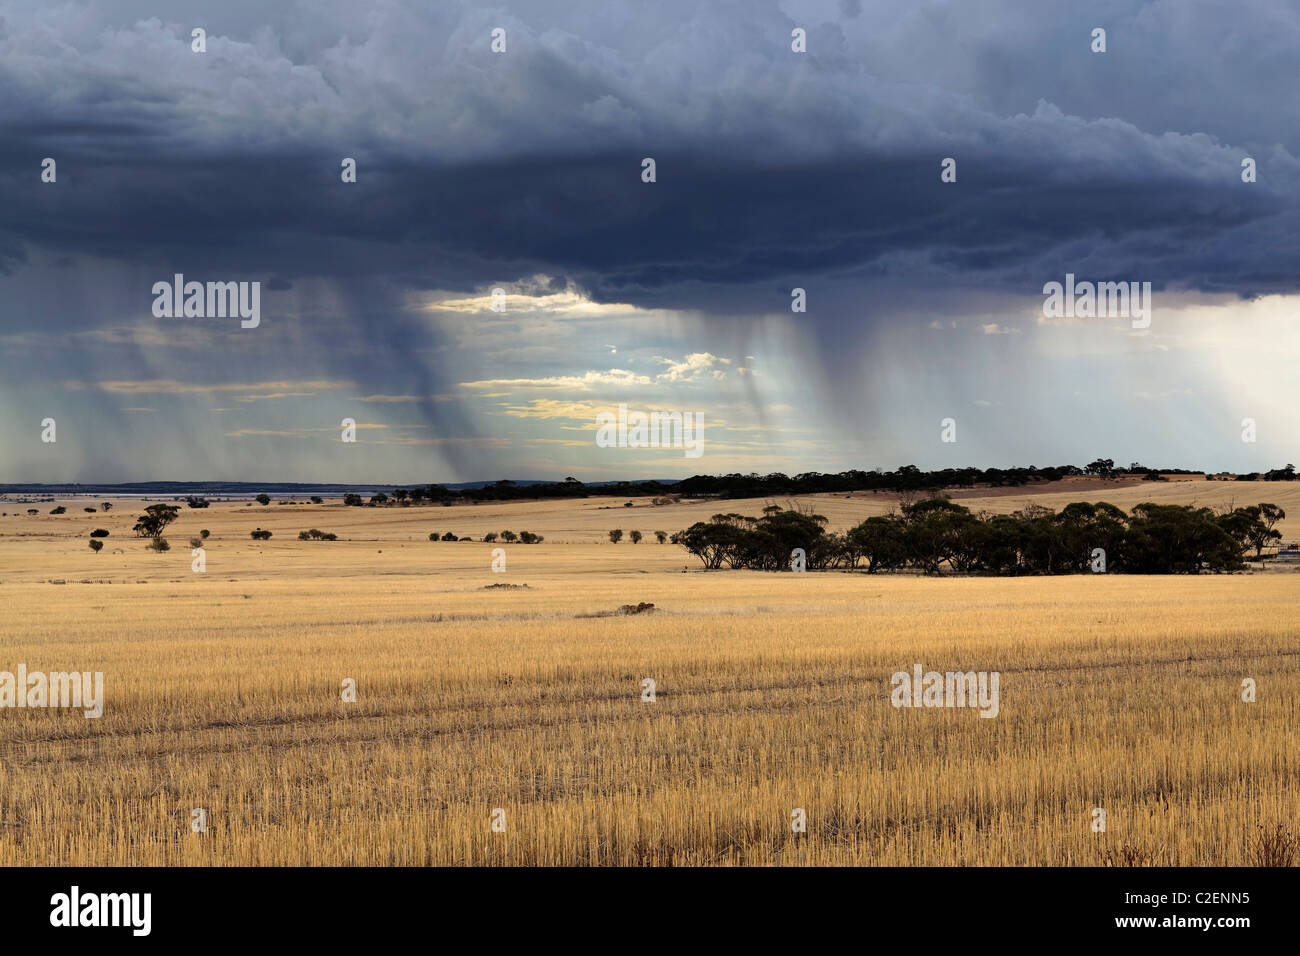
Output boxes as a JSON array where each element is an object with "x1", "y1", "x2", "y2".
[{"x1": 1, "y1": 483, "x2": 1297, "y2": 865}]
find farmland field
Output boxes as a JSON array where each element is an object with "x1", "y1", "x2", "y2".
[{"x1": 1, "y1": 483, "x2": 1297, "y2": 866}]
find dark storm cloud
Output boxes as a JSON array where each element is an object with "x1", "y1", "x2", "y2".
[
  {"x1": 1, "y1": 0, "x2": 1294, "y2": 318},
  {"x1": 3, "y1": 128, "x2": 1292, "y2": 321},
  {"x1": 1, "y1": 0, "x2": 1298, "y2": 481}
]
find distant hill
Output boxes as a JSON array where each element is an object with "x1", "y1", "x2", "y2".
[
  {"x1": 1, "y1": 463, "x2": 1294, "y2": 502},
  {"x1": 0, "y1": 479, "x2": 684, "y2": 497}
]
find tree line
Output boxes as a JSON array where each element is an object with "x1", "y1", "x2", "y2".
[
  {"x1": 672, "y1": 499, "x2": 1286, "y2": 575},
  {"x1": 346, "y1": 462, "x2": 1298, "y2": 506}
]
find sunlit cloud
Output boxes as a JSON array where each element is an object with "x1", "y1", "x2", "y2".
[{"x1": 460, "y1": 370, "x2": 655, "y2": 391}]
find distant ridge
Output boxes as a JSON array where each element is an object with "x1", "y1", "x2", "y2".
[
  {"x1": 1, "y1": 464, "x2": 1293, "y2": 502},
  {"x1": 0, "y1": 479, "x2": 684, "y2": 496}
]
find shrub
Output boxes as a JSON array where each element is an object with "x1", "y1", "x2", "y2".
[
  {"x1": 310, "y1": 496, "x2": 323, "y2": 504},
  {"x1": 428, "y1": 532, "x2": 440, "y2": 541},
  {"x1": 88, "y1": 539, "x2": 103, "y2": 553},
  {"x1": 200, "y1": 529, "x2": 210, "y2": 539},
  {"x1": 186, "y1": 496, "x2": 210, "y2": 509},
  {"x1": 26, "y1": 509, "x2": 37, "y2": 515},
  {"x1": 101, "y1": 502, "x2": 112, "y2": 512},
  {"x1": 441, "y1": 532, "x2": 458, "y2": 541},
  {"x1": 83, "y1": 507, "x2": 97, "y2": 513},
  {"x1": 343, "y1": 493, "x2": 363, "y2": 507},
  {"x1": 298, "y1": 529, "x2": 337, "y2": 541},
  {"x1": 189, "y1": 537, "x2": 203, "y2": 548},
  {"x1": 89, "y1": 529, "x2": 110, "y2": 538},
  {"x1": 483, "y1": 532, "x2": 498, "y2": 543},
  {"x1": 250, "y1": 529, "x2": 272, "y2": 540},
  {"x1": 50, "y1": 506, "x2": 66, "y2": 514},
  {"x1": 609, "y1": 529, "x2": 623, "y2": 543},
  {"x1": 147, "y1": 537, "x2": 171, "y2": 552},
  {"x1": 630, "y1": 530, "x2": 643, "y2": 544},
  {"x1": 500, "y1": 531, "x2": 517, "y2": 542},
  {"x1": 255, "y1": 493, "x2": 271, "y2": 506},
  {"x1": 1251, "y1": 824, "x2": 1299, "y2": 867},
  {"x1": 655, "y1": 531, "x2": 668, "y2": 544}
]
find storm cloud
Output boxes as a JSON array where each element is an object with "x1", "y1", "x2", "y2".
[
  {"x1": 4, "y1": 1, "x2": 1297, "y2": 294},
  {"x1": 0, "y1": 0, "x2": 1296, "y2": 480}
]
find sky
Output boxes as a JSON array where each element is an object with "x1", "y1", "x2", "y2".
[{"x1": 1, "y1": 0, "x2": 1297, "y2": 483}]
